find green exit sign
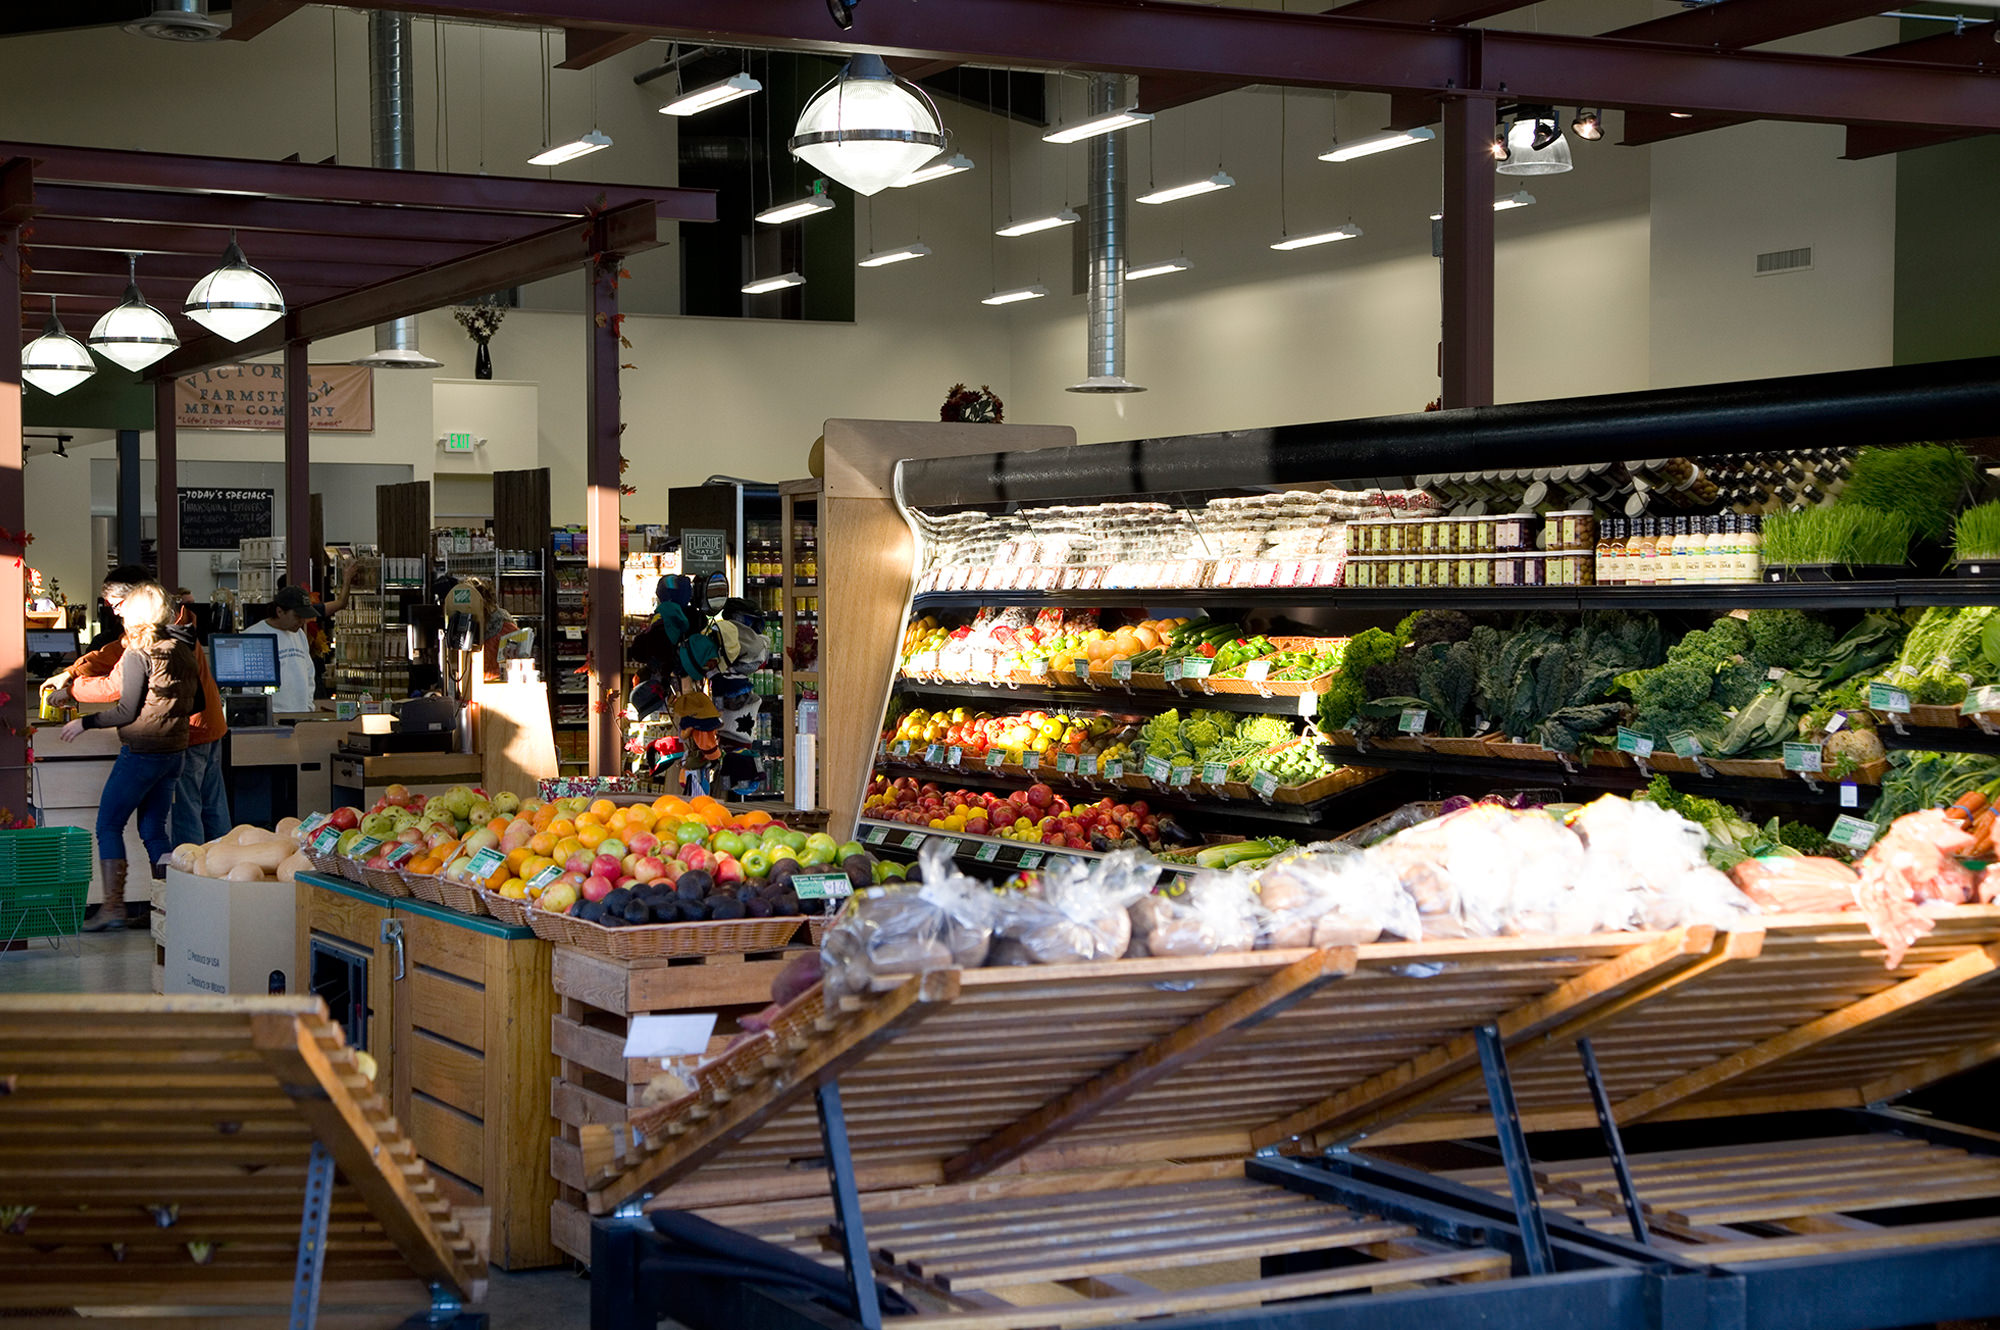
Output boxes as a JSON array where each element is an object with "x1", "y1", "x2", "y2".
[{"x1": 442, "y1": 432, "x2": 476, "y2": 453}]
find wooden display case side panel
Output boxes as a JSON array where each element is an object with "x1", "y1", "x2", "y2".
[
  {"x1": 485, "y1": 930, "x2": 562, "y2": 1269},
  {"x1": 821, "y1": 494, "x2": 914, "y2": 841}
]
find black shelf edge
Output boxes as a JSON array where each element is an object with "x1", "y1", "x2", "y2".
[
  {"x1": 857, "y1": 816, "x2": 1197, "y2": 878},
  {"x1": 912, "y1": 580, "x2": 2000, "y2": 614},
  {"x1": 1313, "y1": 743, "x2": 1866, "y2": 808},
  {"x1": 1878, "y1": 724, "x2": 2000, "y2": 757},
  {"x1": 893, "y1": 677, "x2": 1321, "y2": 719},
  {"x1": 872, "y1": 755, "x2": 1361, "y2": 827}
]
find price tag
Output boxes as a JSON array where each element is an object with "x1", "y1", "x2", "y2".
[
  {"x1": 1202, "y1": 762, "x2": 1229, "y2": 785},
  {"x1": 1668, "y1": 731, "x2": 1704, "y2": 759},
  {"x1": 1840, "y1": 782, "x2": 1860, "y2": 809},
  {"x1": 1243, "y1": 659, "x2": 1271, "y2": 683},
  {"x1": 925, "y1": 744, "x2": 947, "y2": 766},
  {"x1": 863, "y1": 825, "x2": 888, "y2": 845},
  {"x1": 974, "y1": 842, "x2": 1001, "y2": 864},
  {"x1": 1180, "y1": 657, "x2": 1212, "y2": 680},
  {"x1": 933, "y1": 838, "x2": 961, "y2": 859},
  {"x1": 360, "y1": 696, "x2": 384, "y2": 716},
  {"x1": 947, "y1": 746, "x2": 963, "y2": 767},
  {"x1": 1828, "y1": 814, "x2": 1880, "y2": 852},
  {"x1": 1074, "y1": 659, "x2": 1092, "y2": 683},
  {"x1": 1028, "y1": 658, "x2": 1049, "y2": 678},
  {"x1": 1824, "y1": 712, "x2": 1846, "y2": 734},
  {"x1": 1615, "y1": 727, "x2": 1654, "y2": 759},
  {"x1": 347, "y1": 835, "x2": 383, "y2": 859},
  {"x1": 891, "y1": 739, "x2": 912, "y2": 756},
  {"x1": 1163, "y1": 660, "x2": 1183, "y2": 683},
  {"x1": 1111, "y1": 659, "x2": 1133, "y2": 682},
  {"x1": 1103, "y1": 759, "x2": 1124, "y2": 780},
  {"x1": 986, "y1": 749, "x2": 1007, "y2": 769},
  {"x1": 1398, "y1": 708, "x2": 1428, "y2": 735},
  {"x1": 793, "y1": 873, "x2": 854, "y2": 902},
  {"x1": 1056, "y1": 753, "x2": 1077, "y2": 774},
  {"x1": 1963, "y1": 685, "x2": 2000, "y2": 715},
  {"x1": 1782, "y1": 742, "x2": 1823, "y2": 774},
  {"x1": 384, "y1": 842, "x2": 419, "y2": 868},
  {"x1": 901, "y1": 831, "x2": 926, "y2": 850},
  {"x1": 1868, "y1": 682, "x2": 1911, "y2": 714},
  {"x1": 1251, "y1": 770, "x2": 1281, "y2": 800},
  {"x1": 1022, "y1": 751, "x2": 1042, "y2": 771},
  {"x1": 311, "y1": 827, "x2": 342, "y2": 855},
  {"x1": 1143, "y1": 755, "x2": 1172, "y2": 782},
  {"x1": 527, "y1": 864, "x2": 563, "y2": 894},
  {"x1": 297, "y1": 812, "x2": 330, "y2": 841},
  {"x1": 911, "y1": 651, "x2": 939, "y2": 673},
  {"x1": 1766, "y1": 666, "x2": 1788, "y2": 682},
  {"x1": 1018, "y1": 851, "x2": 1045, "y2": 870},
  {"x1": 335, "y1": 700, "x2": 358, "y2": 721},
  {"x1": 1078, "y1": 753, "x2": 1099, "y2": 776},
  {"x1": 465, "y1": 847, "x2": 506, "y2": 886}
]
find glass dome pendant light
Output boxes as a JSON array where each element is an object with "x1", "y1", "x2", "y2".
[
  {"x1": 184, "y1": 230, "x2": 286, "y2": 341},
  {"x1": 88, "y1": 253, "x2": 181, "y2": 371},
  {"x1": 1496, "y1": 105, "x2": 1572, "y2": 176},
  {"x1": 21, "y1": 298, "x2": 97, "y2": 396},
  {"x1": 789, "y1": 53, "x2": 946, "y2": 196}
]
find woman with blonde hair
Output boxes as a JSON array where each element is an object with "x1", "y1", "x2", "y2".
[{"x1": 59, "y1": 581, "x2": 199, "y2": 931}]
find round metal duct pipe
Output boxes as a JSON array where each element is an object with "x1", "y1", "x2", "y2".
[
  {"x1": 1069, "y1": 73, "x2": 1144, "y2": 394},
  {"x1": 354, "y1": 12, "x2": 443, "y2": 370}
]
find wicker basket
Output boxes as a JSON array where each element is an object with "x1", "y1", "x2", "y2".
[
  {"x1": 548, "y1": 914, "x2": 805, "y2": 962},
  {"x1": 431, "y1": 877, "x2": 488, "y2": 916},
  {"x1": 1425, "y1": 733, "x2": 1506, "y2": 757},
  {"x1": 304, "y1": 848, "x2": 344, "y2": 878},
  {"x1": 524, "y1": 908, "x2": 584, "y2": 945},
  {"x1": 481, "y1": 890, "x2": 531, "y2": 926},
  {"x1": 1198, "y1": 636, "x2": 1347, "y2": 698},
  {"x1": 360, "y1": 863, "x2": 411, "y2": 897},
  {"x1": 402, "y1": 873, "x2": 444, "y2": 905},
  {"x1": 1272, "y1": 764, "x2": 1382, "y2": 806},
  {"x1": 336, "y1": 856, "x2": 371, "y2": 886},
  {"x1": 1706, "y1": 757, "x2": 1786, "y2": 780}
]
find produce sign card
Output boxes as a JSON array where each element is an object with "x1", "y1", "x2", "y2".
[
  {"x1": 1202, "y1": 762, "x2": 1229, "y2": 785},
  {"x1": 1397, "y1": 708, "x2": 1428, "y2": 735},
  {"x1": 310, "y1": 827, "x2": 342, "y2": 855},
  {"x1": 1142, "y1": 755, "x2": 1172, "y2": 782},
  {"x1": 1668, "y1": 731, "x2": 1704, "y2": 759},
  {"x1": 465, "y1": 847, "x2": 506, "y2": 886},
  {"x1": 1103, "y1": 759, "x2": 1124, "y2": 780},
  {"x1": 901, "y1": 831, "x2": 925, "y2": 849},
  {"x1": 1250, "y1": 771, "x2": 1281, "y2": 800},
  {"x1": 974, "y1": 842, "x2": 1001, "y2": 863},
  {"x1": 1163, "y1": 660, "x2": 1182, "y2": 683},
  {"x1": 1964, "y1": 685, "x2": 2000, "y2": 715},
  {"x1": 1056, "y1": 753, "x2": 1077, "y2": 773},
  {"x1": 1074, "y1": 660, "x2": 1091, "y2": 682},
  {"x1": 1180, "y1": 657, "x2": 1212, "y2": 680},
  {"x1": 925, "y1": 744, "x2": 947, "y2": 766},
  {"x1": 298, "y1": 813, "x2": 330, "y2": 842},
  {"x1": 1615, "y1": 727, "x2": 1654, "y2": 759},
  {"x1": 1781, "y1": 742, "x2": 1823, "y2": 774},
  {"x1": 987, "y1": 750, "x2": 1007, "y2": 769},
  {"x1": 1868, "y1": 682, "x2": 1911, "y2": 714},
  {"x1": 347, "y1": 835, "x2": 383, "y2": 859},
  {"x1": 1170, "y1": 764, "x2": 1195, "y2": 788},
  {"x1": 1028, "y1": 658, "x2": 1049, "y2": 677},
  {"x1": 1018, "y1": 851, "x2": 1044, "y2": 870},
  {"x1": 384, "y1": 842, "x2": 419, "y2": 868},
  {"x1": 1079, "y1": 753, "x2": 1099, "y2": 775},
  {"x1": 792, "y1": 873, "x2": 854, "y2": 902},
  {"x1": 1111, "y1": 660, "x2": 1133, "y2": 682},
  {"x1": 623, "y1": 1013, "x2": 717, "y2": 1060},
  {"x1": 891, "y1": 740, "x2": 912, "y2": 756},
  {"x1": 932, "y1": 839, "x2": 961, "y2": 859},
  {"x1": 1242, "y1": 659, "x2": 1271, "y2": 683},
  {"x1": 1022, "y1": 752, "x2": 1042, "y2": 771},
  {"x1": 1828, "y1": 814, "x2": 1880, "y2": 852},
  {"x1": 947, "y1": 746, "x2": 963, "y2": 767},
  {"x1": 863, "y1": 825, "x2": 888, "y2": 844},
  {"x1": 527, "y1": 864, "x2": 562, "y2": 894}
]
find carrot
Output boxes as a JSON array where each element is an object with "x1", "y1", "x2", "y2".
[{"x1": 1960, "y1": 790, "x2": 1989, "y2": 817}]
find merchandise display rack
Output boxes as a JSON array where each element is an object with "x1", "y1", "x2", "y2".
[
  {"x1": 329, "y1": 550, "x2": 426, "y2": 702},
  {"x1": 781, "y1": 477, "x2": 823, "y2": 809}
]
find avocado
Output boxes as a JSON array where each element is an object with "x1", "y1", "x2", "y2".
[{"x1": 621, "y1": 899, "x2": 651, "y2": 925}]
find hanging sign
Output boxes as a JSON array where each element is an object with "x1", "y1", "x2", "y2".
[
  {"x1": 174, "y1": 363, "x2": 374, "y2": 432},
  {"x1": 178, "y1": 488, "x2": 275, "y2": 551}
]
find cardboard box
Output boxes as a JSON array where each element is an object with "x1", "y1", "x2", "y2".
[{"x1": 163, "y1": 867, "x2": 296, "y2": 996}]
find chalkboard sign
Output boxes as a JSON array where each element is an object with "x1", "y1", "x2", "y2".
[
  {"x1": 179, "y1": 488, "x2": 275, "y2": 550},
  {"x1": 681, "y1": 528, "x2": 727, "y2": 578}
]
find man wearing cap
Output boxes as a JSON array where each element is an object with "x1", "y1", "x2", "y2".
[{"x1": 245, "y1": 586, "x2": 327, "y2": 715}]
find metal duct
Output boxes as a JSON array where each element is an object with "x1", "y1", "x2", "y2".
[
  {"x1": 1069, "y1": 74, "x2": 1144, "y2": 394},
  {"x1": 125, "y1": 1, "x2": 226, "y2": 42},
  {"x1": 353, "y1": 12, "x2": 443, "y2": 370}
]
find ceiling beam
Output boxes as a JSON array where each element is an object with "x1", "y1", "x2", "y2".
[
  {"x1": 305, "y1": 0, "x2": 2000, "y2": 134},
  {"x1": 1620, "y1": 110, "x2": 1740, "y2": 147},
  {"x1": 0, "y1": 158, "x2": 33, "y2": 229},
  {"x1": 25, "y1": 219, "x2": 486, "y2": 266},
  {"x1": 33, "y1": 184, "x2": 542, "y2": 245},
  {"x1": 220, "y1": 0, "x2": 306, "y2": 40},
  {"x1": 1844, "y1": 124, "x2": 1986, "y2": 158},
  {"x1": 1325, "y1": 0, "x2": 1528, "y2": 22},
  {"x1": 21, "y1": 247, "x2": 415, "y2": 286},
  {"x1": 148, "y1": 200, "x2": 665, "y2": 379},
  {"x1": 1605, "y1": 0, "x2": 1889, "y2": 50},
  {"x1": 559, "y1": 26, "x2": 652, "y2": 69},
  {"x1": 25, "y1": 273, "x2": 347, "y2": 305},
  {"x1": 1857, "y1": 18, "x2": 2000, "y2": 65},
  {"x1": 0, "y1": 140, "x2": 716, "y2": 222}
]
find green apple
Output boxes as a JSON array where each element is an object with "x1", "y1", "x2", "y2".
[
  {"x1": 709, "y1": 830, "x2": 747, "y2": 858},
  {"x1": 836, "y1": 841, "x2": 867, "y2": 862},
  {"x1": 675, "y1": 821, "x2": 707, "y2": 846},
  {"x1": 779, "y1": 830, "x2": 809, "y2": 853},
  {"x1": 740, "y1": 847, "x2": 773, "y2": 879},
  {"x1": 801, "y1": 833, "x2": 838, "y2": 867},
  {"x1": 767, "y1": 844, "x2": 798, "y2": 865}
]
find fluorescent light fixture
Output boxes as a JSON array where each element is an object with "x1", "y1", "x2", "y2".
[
  {"x1": 1136, "y1": 170, "x2": 1234, "y2": 205},
  {"x1": 756, "y1": 193, "x2": 837, "y2": 225},
  {"x1": 1043, "y1": 108, "x2": 1153, "y2": 144},
  {"x1": 741, "y1": 272, "x2": 806, "y2": 295},
  {"x1": 981, "y1": 283, "x2": 1048, "y2": 306},
  {"x1": 888, "y1": 152, "x2": 974, "y2": 187},
  {"x1": 1270, "y1": 223, "x2": 1363, "y2": 251},
  {"x1": 858, "y1": 242, "x2": 933, "y2": 268},
  {"x1": 1429, "y1": 191, "x2": 1537, "y2": 220},
  {"x1": 1126, "y1": 257, "x2": 1193, "y2": 281},
  {"x1": 660, "y1": 72, "x2": 761, "y2": 116},
  {"x1": 1319, "y1": 127, "x2": 1435, "y2": 162},
  {"x1": 995, "y1": 209, "x2": 1079, "y2": 237},
  {"x1": 528, "y1": 129, "x2": 612, "y2": 166}
]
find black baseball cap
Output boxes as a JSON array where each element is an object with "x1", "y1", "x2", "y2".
[{"x1": 273, "y1": 586, "x2": 314, "y2": 613}]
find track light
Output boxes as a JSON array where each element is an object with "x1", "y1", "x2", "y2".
[
  {"x1": 1043, "y1": 108, "x2": 1153, "y2": 144},
  {"x1": 981, "y1": 284, "x2": 1048, "y2": 306},
  {"x1": 889, "y1": 152, "x2": 974, "y2": 188},
  {"x1": 995, "y1": 209, "x2": 1079, "y2": 237},
  {"x1": 741, "y1": 272, "x2": 806, "y2": 295},
  {"x1": 1126, "y1": 257, "x2": 1193, "y2": 281},
  {"x1": 826, "y1": 0, "x2": 856, "y2": 29},
  {"x1": 1270, "y1": 223, "x2": 1363, "y2": 251},
  {"x1": 1572, "y1": 108, "x2": 1603, "y2": 142},
  {"x1": 1492, "y1": 121, "x2": 1511, "y2": 162},
  {"x1": 858, "y1": 242, "x2": 932, "y2": 268},
  {"x1": 1320, "y1": 127, "x2": 1434, "y2": 162},
  {"x1": 659, "y1": 72, "x2": 760, "y2": 117},
  {"x1": 1530, "y1": 108, "x2": 1561, "y2": 152},
  {"x1": 1136, "y1": 171, "x2": 1234, "y2": 205}
]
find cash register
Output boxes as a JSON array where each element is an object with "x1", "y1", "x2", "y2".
[
  {"x1": 26, "y1": 629, "x2": 78, "y2": 687},
  {"x1": 209, "y1": 632, "x2": 282, "y2": 728}
]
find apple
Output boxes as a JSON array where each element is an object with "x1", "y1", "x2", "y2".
[
  {"x1": 596, "y1": 838, "x2": 628, "y2": 861},
  {"x1": 709, "y1": 830, "x2": 746, "y2": 858},
  {"x1": 490, "y1": 791, "x2": 522, "y2": 816},
  {"x1": 965, "y1": 817, "x2": 990, "y2": 837},
  {"x1": 626, "y1": 830, "x2": 659, "y2": 856},
  {"x1": 632, "y1": 855, "x2": 670, "y2": 883},
  {"x1": 540, "y1": 883, "x2": 580, "y2": 915},
  {"x1": 677, "y1": 844, "x2": 712, "y2": 873},
  {"x1": 592, "y1": 853, "x2": 624, "y2": 881},
  {"x1": 768, "y1": 844, "x2": 798, "y2": 865},
  {"x1": 713, "y1": 854, "x2": 745, "y2": 886},
  {"x1": 328, "y1": 807, "x2": 361, "y2": 832},
  {"x1": 395, "y1": 827, "x2": 426, "y2": 845},
  {"x1": 565, "y1": 850, "x2": 595, "y2": 875},
  {"x1": 581, "y1": 874, "x2": 615, "y2": 903},
  {"x1": 740, "y1": 847, "x2": 773, "y2": 879},
  {"x1": 836, "y1": 841, "x2": 866, "y2": 862}
]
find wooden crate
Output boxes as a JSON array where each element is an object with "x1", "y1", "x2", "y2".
[{"x1": 546, "y1": 941, "x2": 803, "y2": 1263}]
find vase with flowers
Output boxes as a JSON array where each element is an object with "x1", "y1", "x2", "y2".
[{"x1": 454, "y1": 300, "x2": 507, "y2": 380}]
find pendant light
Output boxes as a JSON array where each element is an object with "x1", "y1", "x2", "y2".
[
  {"x1": 184, "y1": 231, "x2": 285, "y2": 341},
  {"x1": 789, "y1": 53, "x2": 945, "y2": 196},
  {"x1": 88, "y1": 253, "x2": 180, "y2": 371},
  {"x1": 1496, "y1": 106, "x2": 1571, "y2": 176},
  {"x1": 21, "y1": 299, "x2": 96, "y2": 396}
]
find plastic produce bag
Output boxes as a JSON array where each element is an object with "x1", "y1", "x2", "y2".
[
  {"x1": 998, "y1": 850, "x2": 1160, "y2": 964},
  {"x1": 1729, "y1": 856, "x2": 1859, "y2": 914},
  {"x1": 821, "y1": 841, "x2": 999, "y2": 997},
  {"x1": 1253, "y1": 845, "x2": 1421, "y2": 948},
  {"x1": 1364, "y1": 805, "x2": 1588, "y2": 939},
  {"x1": 1130, "y1": 872, "x2": 1261, "y2": 958}
]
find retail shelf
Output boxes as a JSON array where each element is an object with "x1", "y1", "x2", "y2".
[
  {"x1": 913, "y1": 579, "x2": 1998, "y2": 614},
  {"x1": 1878, "y1": 724, "x2": 2000, "y2": 757},
  {"x1": 894, "y1": 676, "x2": 1321, "y2": 718},
  {"x1": 858, "y1": 816, "x2": 1195, "y2": 878},
  {"x1": 872, "y1": 754, "x2": 1363, "y2": 827}
]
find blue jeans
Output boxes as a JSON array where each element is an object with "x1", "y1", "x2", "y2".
[
  {"x1": 173, "y1": 741, "x2": 231, "y2": 846},
  {"x1": 98, "y1": 747, "x2": 185, "y2": 867}
]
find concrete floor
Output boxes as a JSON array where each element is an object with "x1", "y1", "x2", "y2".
[{"x1": 0, "y1": 926, "x2": 600, "y2": 1329}]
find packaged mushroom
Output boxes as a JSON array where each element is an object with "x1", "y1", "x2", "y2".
[{"x1": 821, "y1": 841, "x2": 999, "y2": 997}]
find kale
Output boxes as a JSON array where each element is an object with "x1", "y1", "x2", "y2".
[
  {"x1": 1398, "y1": 609, "x2": 1474, "y2": 650},
  {"x1": 1416, "y1": 640, "x2": 1479, "y2": 737},
  {"x1": 1317, "y1": 673, "x2": 1365, "y2": 731},
  {"x1": 1745, "y1": 609, "x2": 1837, "y2": 672},
  {"x1": 1341, "y1": 628, "x2": 1401, "y2": 678},
  {"x1": 1538, "y1": 701, "x2": 1633, "y2": 757},
  {"x1": 1364, "y1": 656, "x2": 1420, "y2": 700},
  {"x1": 1711, "y1": 657, "x2": 1765, "y2": 713},
  {"x1": 1668, "y1": 615, "x2": 1753, "y2": 668}
]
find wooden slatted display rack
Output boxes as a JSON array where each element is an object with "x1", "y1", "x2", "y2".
[
  {"x1": 0, "y1": 994, "x2": 487, "y2": 1327},
  {"x1": 579, "y1": 906, "x2": 2000, "y2": 1330}
]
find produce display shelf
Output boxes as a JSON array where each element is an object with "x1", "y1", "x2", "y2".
[
  {"x1": 1877, "y1": 724, "x2": 2000, "y2": 757},
  {"x1": 872, "y1": 755, "x2": 1366, "y2": 825},
  {"x1": 856, "y1": 815, "x2": 1198, "y2": 878},
  {"x1": 894, "y1": 676, "x2": 1323, "y2": 718},
  {"x1": 1310, "y1": 742, "x2": 1860, "y2": 808},
  {"x1": 914, "y1": 578, "x2": 2000, "y2": 614}
]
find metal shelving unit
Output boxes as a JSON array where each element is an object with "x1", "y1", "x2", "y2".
[{"x1": 329, "y1": 552, "x2": 425, "y2": 701}]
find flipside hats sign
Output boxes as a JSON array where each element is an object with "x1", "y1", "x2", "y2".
[{"x1": 174, "y1": 363, "x2": 374, "y2": 432}]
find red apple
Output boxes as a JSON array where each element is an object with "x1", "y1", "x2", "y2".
[
  {"x1": 581, "y1": 874, "x2": 615, "y2": 903},
  {"x1": 328, "y1": 807, "x2": 361, "y2": 831},
  {"x1": 625, "y1": 830, "x2": 659, "y2": 856},
  {"x1": 565, "y1": 850, "x2": 595, "y2": 875},
  {"x1": 395, "y1": 827, "x2": 426, "y2": 845},
  {"x1": 965, "y1": 817, "x2": 990, "y2": 836},
  {"x1": 1025, "y1": 783, "x2": 1054, "y2": 809},
  {"x1": 616, "y1": 875, "x2": 638, "y2": 889},
  {"x1": 632, "y1": 855, "x2": 670, "y2": 883},
  {"x1": 592, "y1": 853, "x2": 623, "y2": 880},
  {"x1": 678, "y1": 844, "x2": 712, "y2": 873},
  {"x1": 713, "y1": 855, "x2": 744, "y2": 886}
]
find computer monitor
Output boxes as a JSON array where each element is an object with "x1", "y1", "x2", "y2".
[
  {"x1": 26, "y1": 630, "x2": 78, "y2": 664},
  {"x1": 209, "y1": 633, "x2": 281, "y2": 690}
]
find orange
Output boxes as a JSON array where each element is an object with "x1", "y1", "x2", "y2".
[
  {"x1": 553, "y1": 836, "x2": 585, "y2": 864},
  {"x1": 576, "y1": 824, "x2": 608, "y2": 849},
  {"x1": 623, "y1": 804, "x2": 657, "y2": 830},
  {"x1": 409, "y1": 855, "x2": 441, "y2": 875},
  {"x1": 488, "y1": 816, "x2": 511, "y2": 836},
  {"x1": 547, "y1": 818, "x2": 577, "y2": 840},
  {"x1": 590, "y1": 798, "x2": 618, "y2": 820},
  {"x1": 531, "y1": 805, "x2": 556, "y2": 831},
  {"x1": 698, "y1": 809, "x2": 729, "y2": 829},
  {"x1": 652, "y1": 795, "x2": 690, "y2": 818},
  {"x1": 739, "y1": 810, "x2": 771, "y2": 828},
  {"x1": 528, "y1": 831, "x2": 557, "y2": 857},
  {"x1": 505, "y1": 847, "x2": 534, "y2": 873},
  {"x1": 689, "y1": 794, "x2": 725, "y2": 815}
]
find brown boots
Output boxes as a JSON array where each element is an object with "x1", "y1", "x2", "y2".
[{"x1": 83, "y1": 859, "x2": 127, "y2": 932}]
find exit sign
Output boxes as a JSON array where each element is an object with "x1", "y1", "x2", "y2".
[{"x1": 441, "y1": 432, "x2": 476, "y2": 453}]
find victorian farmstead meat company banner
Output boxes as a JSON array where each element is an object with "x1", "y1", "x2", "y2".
[{"x1": 173, "y1": 363, "x2": 374, "y2": 432}]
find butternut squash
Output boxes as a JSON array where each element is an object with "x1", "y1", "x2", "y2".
[
  {"x1": 277, "y1": 850, "x2": 312, "y2": 883},
  {"x1": 224, "y1": 862, "x2": 268, "y2": 882},
  {"x1": 275, "y1": 816, "x2": 302, "y2": 839},
  {"x1": 204, "y1": 839, "x2": 291, "y2": 875},
  {"x1": 171, "y1": 843, "x2": 204, "y2": 872}
]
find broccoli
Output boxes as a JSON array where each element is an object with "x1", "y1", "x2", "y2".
[
  {"x1": 1318, "y1": 674, "x2": 1365, "y2": 731},
  {"x1": 1237, "y1": 715, "x2": 1295, "y2": 747},
  {"x1": 1179, "y1": 718, "x2": 1223, "y2": 752},
  {"x1": 1746, "y1": 609, "x2": 1837, "y2": 671},
  {"x1": 1776, "y1": 821, "x2": 1831, "y2": 856},
  {"x1": 1342, "y1": 628, "x2": 1401, "y2": 678}
]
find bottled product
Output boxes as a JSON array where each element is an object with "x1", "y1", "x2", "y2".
[{"x1": 1635, "y1": 518, "x2": 1658, "y2": 585}]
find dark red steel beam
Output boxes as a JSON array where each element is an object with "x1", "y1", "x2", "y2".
[
  {"x1": 155, "y1": 378, "x2": 178, "y2": 594},
  {"x1": 149, "y1": 200, "x2": 666, "y2": 379},
  {"x1": 34, "y1": 184, "x2": 543, "y2": 245},
  {"x1": 0, "y1": 140, "x2": 716, "y2": 222},
  {"x1": 1391, "y1": 93, "x2": 1442, "y2": 131},
  {"x1": 284, "y1": 342, "x2": 313, "y2": 600},
  {"x1": 0, "y1": 158, "x2": 32, "y2": 228},
  {"x1": 1328, "y1": 0, "x2": 1526, "y2": 22},
  {"x1": 888, "y1": 58, "x2": 965, "y2": 80},
  {"x1": 26, "y1": 218, "x2": 482, "y2": 266},
  {"x1": 1440, "y1": 95, "x2": 1495, "y2": 410},
  {"x1": 1606, "y1": 0, "x2": 1887, "y2": 49},
  {"x1": 1844, "y1": 124, "x2": 1986, "y2": 158},
  {"x1": 1620, "y1": 110, "x2": 1739, "y2": 146},
  {"x1": 1857, "y1": 19, "x2": 2000, "y2": 64},
  {"x1": 220, "y1": 0, "x2": 305, "y2": 40},
  {"x1": 315, "y1": 0, "x2": 2000, "y2": 133},
  {"x1": 23, "y1": 247, "x2": 415, "y2": 287},
  {"x1": 585, "y1": 256, "x2": 623, "y2": 776},
  {"x1": 25, "y1": 272, "x2": 347, "y2": 304},
  {"x1": 559, "y1": 25, "x2": 651, "y2": 68}
]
